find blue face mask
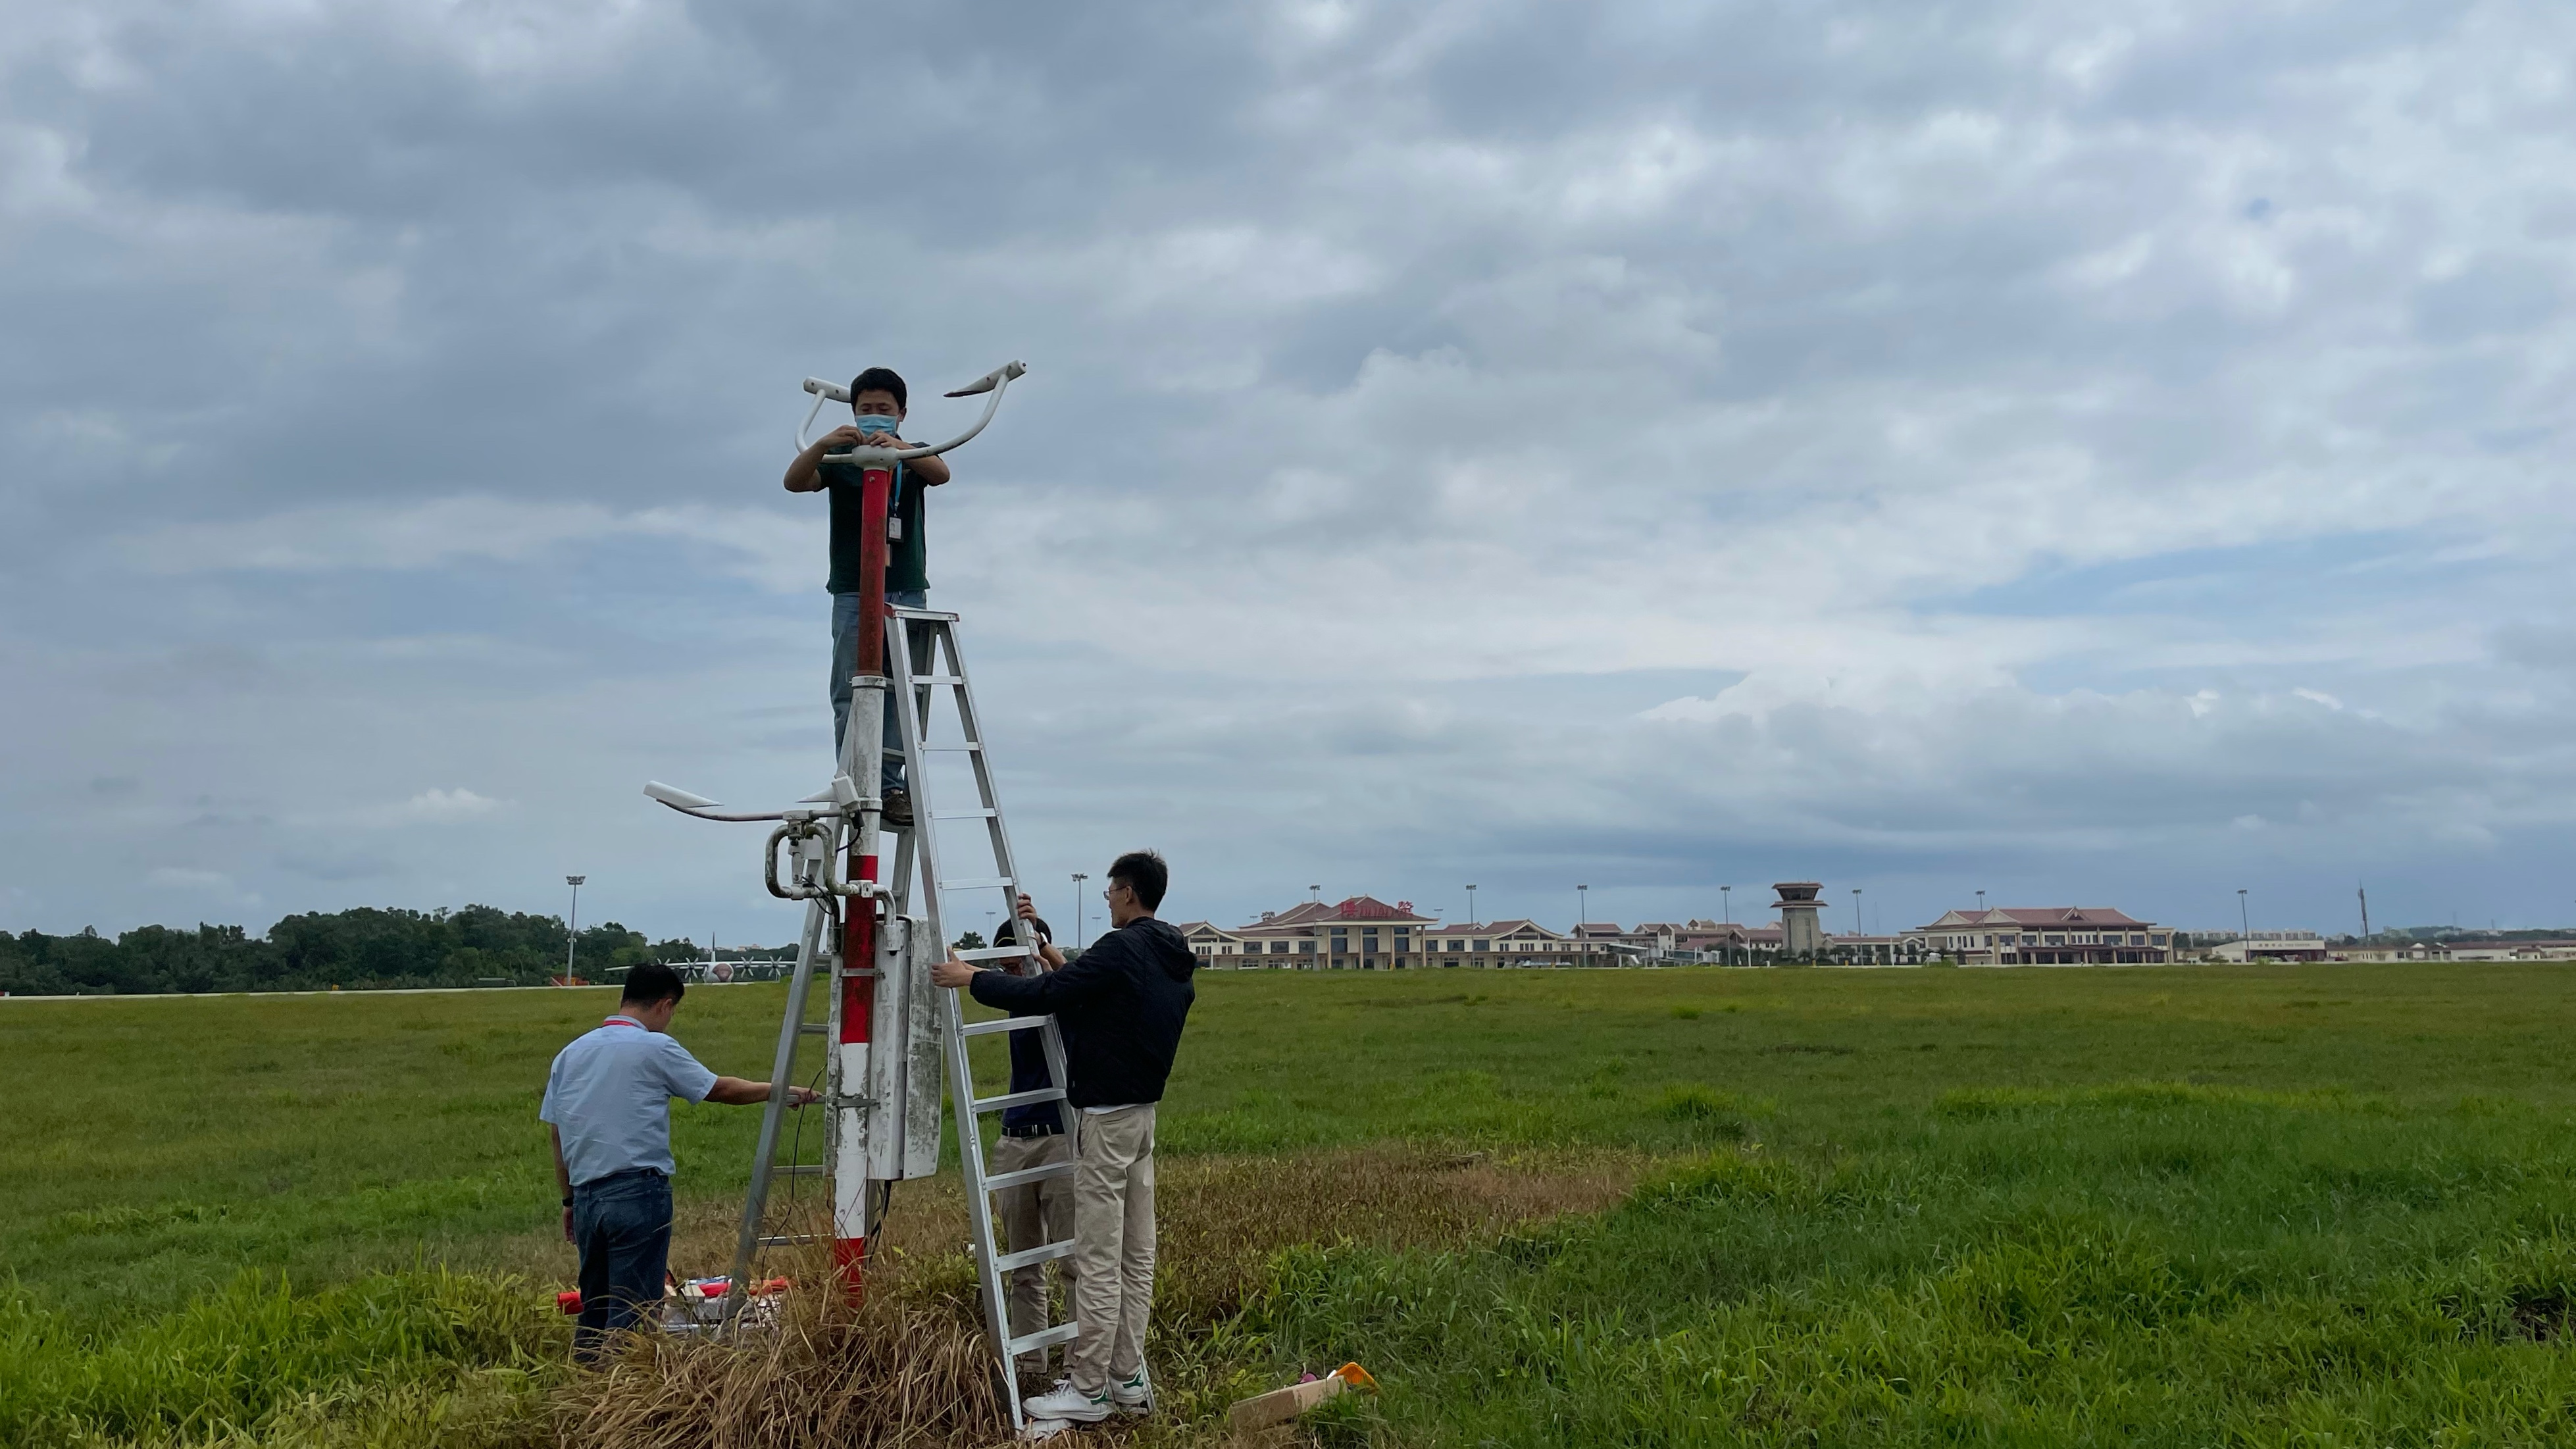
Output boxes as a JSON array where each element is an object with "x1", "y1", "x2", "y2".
[{"x1": 853, "y1": 413, "x2": 900, "y2": 436}]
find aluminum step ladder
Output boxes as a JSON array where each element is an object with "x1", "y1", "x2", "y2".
[{"x1": 884, "y1": 605, "x2": 1083, "y2": 1435}]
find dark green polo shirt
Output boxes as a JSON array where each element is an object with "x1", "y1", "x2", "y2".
[{"x1": 822, "y1": 454, "x2": 930, "y2": 595}]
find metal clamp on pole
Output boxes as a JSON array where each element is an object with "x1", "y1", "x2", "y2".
[{"x1": 765, "y1": 822, "x2": 831, "y2": 900}]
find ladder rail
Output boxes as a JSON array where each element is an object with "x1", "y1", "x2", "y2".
[
  {"x1": 887, "y1": 611, "x2": 1088, "y2": 1435},
  {"x1": 719, "y1": 894, "x2": 830, "y2": 1327},
  {"x1": 890, "y1": 615, "x2": 1029, "y2": 1430},
  {"x1": 930, "y1": 616, "x2": 1071, "y2": 1144},
  {"x1": 942, "y1": 621, "x2": 1085, "y2": 1144}
]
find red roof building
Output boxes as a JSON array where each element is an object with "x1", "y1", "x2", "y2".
[{"x1": 1903, "y1": 907, "x2": 2174, "y2": 965}]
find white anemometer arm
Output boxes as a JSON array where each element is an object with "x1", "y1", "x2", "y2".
[{"x1": 793, "y1": 360, "x2": 1028, "y2": 456}]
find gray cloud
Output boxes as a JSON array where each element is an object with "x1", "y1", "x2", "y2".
[{"x1": 5, "y1": 0, "x2": 2574, "y2": 945}]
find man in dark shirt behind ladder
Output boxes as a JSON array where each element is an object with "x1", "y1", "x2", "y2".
[{"x1": 987, "y1": 900, "x2": 1078, "y2": 1383}]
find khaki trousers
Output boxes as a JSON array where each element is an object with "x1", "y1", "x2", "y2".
[
  {"x1": 1069, "y1": 1104, "x2": 1156, "y2": 1393},
  {"x1": 990, "y1": 1131, "x2": 1076, "y2": 1370}
]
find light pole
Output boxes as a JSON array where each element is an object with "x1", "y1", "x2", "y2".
[
  {"x1": 1071, "y1": 873, "x2": 1088, "y2": 949},
  {"x1": 1852, "y1": 888, "x2": 1863, "y2": 938},
  {"x1": 1976, "y1": 888, "x2": 1986, "y2": 914},
  {"x1": 2238, "y1": 888, "x2": 2250, "y2": 954},
  {"x1": 1577, "y1": 884, "x2": 1588, "y2": 961},
  {"x1": 1465, "y1": 884, "x2": 1477, "y2": 927},
  {"x1": 1309, "y1": 884, "x2": 1322, "y2": 905},
  {"x1": 564, "y1": 875, "x2": 585, "y2": 982}
]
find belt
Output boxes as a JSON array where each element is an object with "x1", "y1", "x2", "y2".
[
  {"x1": 1000, "y1": 1123, "x2": 1061, "y2": 1138},
  {"x1": 574, "y1": 1167, "x2": 669, "y2": 1190}
]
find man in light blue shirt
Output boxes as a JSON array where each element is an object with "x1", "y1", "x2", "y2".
[{"x1": 541, "y1": 961, "x2": 817, "y2": 1357}]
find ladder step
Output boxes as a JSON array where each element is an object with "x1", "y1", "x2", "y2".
[
  {"x1": 983, "y1": 1160, "x2": 1076, "y2": 1192},
  {"x1": 758, "y1": 1234, "x2": 824, "y2": 1248},
  {"x1": 940, "y1": 876, "x2": 1017, "y2": 892},
  {"x1": 913, "y1": 674, "x2": 967, "y2": 686},
  {"x1": 772, "y1": 1163, "x2": 824, "y2": 1177},
  {"x1": 961, "y1": 1014, "x2": 1051, "y2": 1036},
  {"x1": 993, "y1": 1238, "x2": 1076, "y2": 1273},
  {"x1": 972, "y1": 1086, "x2": 1067, "y2": 1113},
  {"x1": 888, "y1": 607, "x2": 959, "y2": 621},
  {"x1": 799, "y1": 1023, "x2": 826, "y2": 1034},
  {"x1": 932, "y1": 808, "x2": 998, "y2": 819},
  {"x1": 954, "y1": 945, "x2": 1043, "y2": 963},
  {"x1": 922, "y1": 744, "x2": 983, "y2": 753},
  {"x1": 1005, "y1": 1321, "x2": 1082, "y2": 1356}
]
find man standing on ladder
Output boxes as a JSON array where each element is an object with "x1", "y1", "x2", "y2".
[
  {"x1": 934, "y1": 852, "x2": 1197, "y2": 1423},
  {"x1": 782, "y1": 365, "x2": 949, "y2": 826}
]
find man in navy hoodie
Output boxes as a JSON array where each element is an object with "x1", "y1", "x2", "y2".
[{"x1": 933, "y1": 850, "x2": 1196, "y2": 1422}]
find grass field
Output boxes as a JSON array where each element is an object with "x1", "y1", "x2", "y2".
[{"x1": 9, "y1": 962, "x2": 2576, "y2": 1444}]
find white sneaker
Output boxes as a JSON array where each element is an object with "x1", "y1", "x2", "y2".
[
  {"x1": 1024, "y1": 1383, "x2": 1111, "y2": 1423},
  {"x1": 1111, "y1": 1368, "x2": 1154, "y2": 1415}
]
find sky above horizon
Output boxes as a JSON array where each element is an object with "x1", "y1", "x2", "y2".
[{"x1": 6, "y1": 1, "x2": 2573, "y2": 948}]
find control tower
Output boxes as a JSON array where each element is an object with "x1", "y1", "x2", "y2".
[{"x1": 1775, "y1": 882, "x2": 1825, "y2": 957}]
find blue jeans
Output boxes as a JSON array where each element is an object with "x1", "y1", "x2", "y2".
[
  {"x1": 831, "y1": 589, "x2": 928, "y2": 793},
  {"x1": 571, "y1": 1169, "x2": 672, "y2": 1358}
]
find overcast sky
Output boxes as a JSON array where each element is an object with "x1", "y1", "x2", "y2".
[{"x1": 6, "y1": 1, "x2": 2573, "y2": 948}]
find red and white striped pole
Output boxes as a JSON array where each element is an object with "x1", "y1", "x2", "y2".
[{"x1": 833, "y1": 456, "x2": 894, "y2": 1302}]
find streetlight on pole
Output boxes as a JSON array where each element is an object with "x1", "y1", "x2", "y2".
[
  {"x1": 1976, "y1": 888, "x2": 1986, "y2": 913},
  {"x1": 564, "y1": 875, "x2": 586, "y2": 983},
  {"x1": 2238, "y1": 888, "x2": 2250, "y2": 949},
  {"x1": 1577, "y1": 884, "x2": 1589, "y2": 965},
  {"x1": 1852, "y1": 888, "x2": 1863, "y2": 940},
  {"x1": 1465, "y1": 884, "x2": 1477, "y2": 928},
  {"x1": 1309, "y1": 884, "x2": 1322, "y2": 905},
  {"x1": 1071, "y1": 873, "x2": 1088, "y2": 949}
]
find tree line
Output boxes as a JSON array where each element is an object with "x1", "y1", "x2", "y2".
[{"x1": 0, "y1": 905, "x2": 789, "y2": 997}]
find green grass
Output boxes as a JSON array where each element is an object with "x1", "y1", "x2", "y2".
[
  {"x1": 0, "y1": 1271, "x2": 558, "y2": 1448},
  {"x1": 1252, "y1": 1083, "x2": 2576, "y2": 1444},
  {"x1": 9, "y1": 963, "x2": 2576, "y2": 1444}
]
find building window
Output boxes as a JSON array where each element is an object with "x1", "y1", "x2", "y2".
[
  {"x1": 1473, "y1": 940, "x2": 1489, "y2": 952},
  {"x1": 1299, "y1": 940, "x2": 1315, "y2": 953}
]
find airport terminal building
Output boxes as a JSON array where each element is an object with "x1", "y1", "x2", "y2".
[{"x1": 1902, "y1": 907, "x2": 2174, "y2": 965}]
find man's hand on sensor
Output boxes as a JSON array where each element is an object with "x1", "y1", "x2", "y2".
[{"x1": 817, "y1": 424, "x2": 863, "y2": 453}]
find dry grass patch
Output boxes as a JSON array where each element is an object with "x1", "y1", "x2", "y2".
[{"x1": 553, "y1": 1143, "x2": 1647, "y2": 1448}]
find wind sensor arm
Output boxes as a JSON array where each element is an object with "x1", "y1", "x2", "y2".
[
  {"x1": 793, "y1": 360, "x2": 1028, "y2": 456},
  {"x1": 644, "y1": 781, "x2": 786, "y2": 823}
]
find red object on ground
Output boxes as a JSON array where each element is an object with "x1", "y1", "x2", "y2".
[
  {"x1": 556, "y1": 1289, "x2": 582, "y2": 1315},
  {"x1": 834, "y1": 1235, "x2": 869, "y2": 1303}
]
